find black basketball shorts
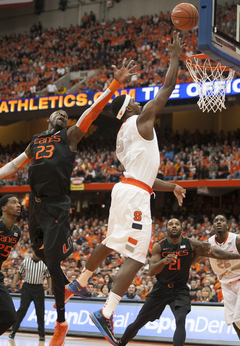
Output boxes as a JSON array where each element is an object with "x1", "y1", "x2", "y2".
[
  {"x1": 0, "y1": 279, "x2": 16, "y2": 325},
  {"x1": 29, "y1": 194, "x2": 73, "y2": 265}
]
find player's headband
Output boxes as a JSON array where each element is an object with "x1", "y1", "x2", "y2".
[{"x1": 116, "y1": 95, "x2": 131, "y2": 120}]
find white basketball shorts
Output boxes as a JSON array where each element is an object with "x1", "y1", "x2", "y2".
[
  {"x1": 102, "y1": 181, "x2": 152, "y2": 264},
  {"x1": 222, "y1": 280, "x2": 240, "y2": 325}
]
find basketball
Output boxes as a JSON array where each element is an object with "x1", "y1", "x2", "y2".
[{"x1": 171, "y1": 3, "x2": 199, "y2": 31}]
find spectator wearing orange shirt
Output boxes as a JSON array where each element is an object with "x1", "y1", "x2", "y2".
[
  {"x1": 164, "y1": 162, "x2": 177, "y2": 181},
  {"x1": 82, "y1": 12, "x2": 89, "y2": 29},
  {"x1": 107, "y1": 165, "x2": 120, "y2": 183},
  {"x1": 86, "y1": 229, "x2": 100, "y2": 248}
]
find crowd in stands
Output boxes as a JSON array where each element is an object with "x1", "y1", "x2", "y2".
[
  {"x1": 0, "y1": 1, "x2": 237, "y2": 100},
  {"x1": 0, "y1": 0, "x2": 239, "y2": 305},
  {"x1": 2, "y1": 207, "x2": 237, "y2": 303},
  {"x1": 2, "y1": 127, "x2": 240, "y2": 187},
  {"x1": 0, "y1": 8, "x2": 199, "y2": 100},
  {"x1": 1, "y1": 126, "x2": 240, "y2": 302}
]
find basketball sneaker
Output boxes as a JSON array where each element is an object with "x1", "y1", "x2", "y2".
[
  {"x1": 8, "y1": 332, "x2": 15, "y2": 339},
  {"x1": 90, "y1": 309, "x2": 118, "y2": 346},
  {"x1": 53, "y1": 285, "x2": 74, "y2": 309},
  {"x1": 49, "y1": 320, "x2": 68, "y2": 346},
  {"x1": 67, "y1": 280, "x2": 91, "y2": 298},
  {"x1": 53, "y1": 282, "x2": 91, "y2": 309}
]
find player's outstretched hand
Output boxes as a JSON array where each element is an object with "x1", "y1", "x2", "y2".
[
  {"x1": 163, "y1": 254, "x2": 177, "y2": 265},
  {"x1": 219, "y1": 267, "x2": 232, "y2": 280},
  {"x1": 112, "y1": 58, "x2": 137, "y2": 83},
  {"x1": 174, "y1": 185, "x2": 186, "y2": 206},
  {"x1": 167, "y1": 31, "x2": 184, "y2": 56}
]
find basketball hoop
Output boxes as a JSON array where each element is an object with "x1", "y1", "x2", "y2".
[{"x1": 186, "y1": 54, "x2": 235, "y2": 113}]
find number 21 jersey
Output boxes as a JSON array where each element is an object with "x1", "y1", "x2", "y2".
[{"x1": 155, "y1": 236, "x2": 192, "y2": 286}]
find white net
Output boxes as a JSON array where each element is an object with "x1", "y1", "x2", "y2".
[{"x1": 186, "y1": 54, "x2": 235, "y2": 113}]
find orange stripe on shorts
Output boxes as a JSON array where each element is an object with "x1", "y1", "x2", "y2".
[{"x1": 128, "y1": 237, "x2": 138, "y2": 245}]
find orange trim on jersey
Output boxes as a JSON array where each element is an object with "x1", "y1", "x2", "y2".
[
  {"x1": 214, "y1": 232, "x2": 229, "y2": 245},
  {"x1": 121, "y1": 177, "x2": 153, "y2": 194},
  {"x1": 108, "y1": 79, "x2": 122, "y2": 92},
  {"x1": 77, "y1": 79, "x2": 121, "y2": 133},
  {"x1": 19, "y1": 157, "x2": 31, "y2": 169},
  {"x1": 229, "y1": 278, "x2": 240, "y2": 284},
  {"x1": 158, "y1": 237, "x2": 167, "y2": 244},
  {"x1": 0, "y1": 157, "x2": 31, "y2": 179},
  {"x1": 128, "y1": 237, "x2": 138, "y2": 245}
]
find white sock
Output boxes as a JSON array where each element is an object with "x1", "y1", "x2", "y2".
[
  {"x1": 102, "y1": 291, "x2": 121, "y2": 319},
  {"x1": 76, "y1": 268, "x2": 93, "y2": 287}
]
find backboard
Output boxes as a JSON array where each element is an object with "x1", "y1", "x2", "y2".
[{"x1": 198, "y1": 0, "x2": 240, "y2": 73}]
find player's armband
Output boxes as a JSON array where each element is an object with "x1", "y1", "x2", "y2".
[
  {"x1": 76, "y1": 79, "x2": 121, "y2": 132},
  {"x1": 0, "y1": 152, "x2": 31, "y2": 179}
]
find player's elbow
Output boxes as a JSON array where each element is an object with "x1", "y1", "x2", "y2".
[
  {"x1": 162, "y1": 82, "x2": 176, "y2": 94},
  {"x1": 148, "y1": 267, "x2": 156, "y2": 276}
]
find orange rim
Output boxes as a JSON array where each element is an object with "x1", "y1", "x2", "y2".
[{"x1": 186, "y1": 54, "x2": 232, "y2": 71}]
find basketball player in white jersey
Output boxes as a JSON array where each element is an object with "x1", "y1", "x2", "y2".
[
  {"x1": 64, "y1": 31, "x2": 186, "y2": 346},
  {"x1": 208, "y1": 214, "x2": 240, "y2": 339}
]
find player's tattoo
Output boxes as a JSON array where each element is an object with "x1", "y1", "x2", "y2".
[
  {"x1": 210, "y1": 248, "x2": 240, "y2": 259},
  {"x1": 190, "y1": 238, "x2": 211, "y2": 255},
  {"x1": 236, "y1": 236, "x2": 240, "y2": 253},
  {"x1": 190, "y1": 238, "x2": 240, "y2": 259}
]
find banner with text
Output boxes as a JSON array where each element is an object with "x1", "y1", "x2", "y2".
[
  {"x1": 12, "y1": 297, "x2": 238, "y2": 344},
  {"x1": 0, "y1": 0, "x2": 33, "y2": 8},
  {"x1": 1, "y1": 78, "x2": 240, "y2": 115}
]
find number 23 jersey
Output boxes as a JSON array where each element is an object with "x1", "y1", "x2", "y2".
[
  {"x1": 29, "y1": 128, "x2": 76, "y2": 197},
  {"x1": 209, "y1": 232, "x2": 240, "y2": 284}
]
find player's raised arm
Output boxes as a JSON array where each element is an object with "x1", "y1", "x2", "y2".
[
  {"x1": 137, "y1": 31, "x2": 182, "y2": 138},
  {"x1": 67, "y1": 59, "x2": 137, "y2": 150},
  {"x1": 0, "y1": 144, "x2": 32, "y2": 180}
]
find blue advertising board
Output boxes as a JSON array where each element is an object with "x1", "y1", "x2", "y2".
[
  {"x1": 12, "y1": 297, "x2": 238, "y2": 345},
  {"x1": 1, "y1": 79, "x2": 240, "y2": 115}
]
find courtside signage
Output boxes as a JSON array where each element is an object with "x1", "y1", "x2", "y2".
[
  {"x1": 1, "y1": 79, "x2": 240, "y2": 114},
  {"x1": 12, "y1": 298, "x2": 238, "y2": 344}
]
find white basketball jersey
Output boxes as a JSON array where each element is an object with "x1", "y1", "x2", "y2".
[
  {"x1": 116, "y1": 115, "x2": 160, "y2": 187},
  {"x1": 209, "y1": 232, "x2": 240, "y2": 284}
]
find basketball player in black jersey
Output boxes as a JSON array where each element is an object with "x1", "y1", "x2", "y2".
[
  {"x1": 118, "y1": 218, "x2": 240, "y2": 346},
  {"x1": 0, "y1": 194, "x2": 21, "y2": 336},
  {"x1": 0, "y1": 59, "x2": 137, "y2": 346}
]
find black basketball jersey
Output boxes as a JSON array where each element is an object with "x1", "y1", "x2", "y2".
[
  {"x1": 29, "y1": 128, "x2": 76, "y2": 197},
  {"x1": 0, "y1": 218, "x2": 21, "y2": 279},
  {"x1": 155, "y1": 236, "x2": 192, "y2": 286}
]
